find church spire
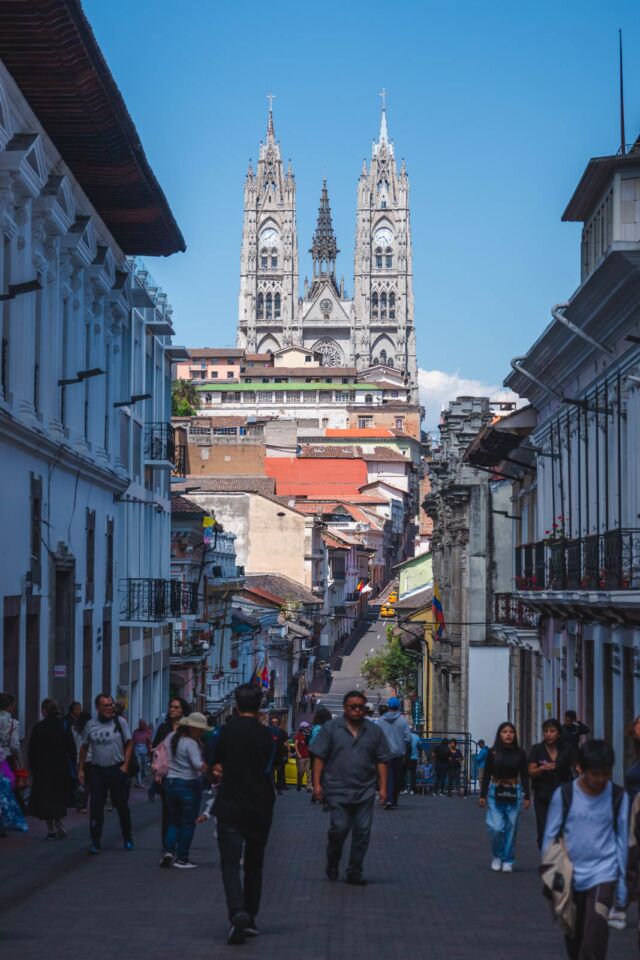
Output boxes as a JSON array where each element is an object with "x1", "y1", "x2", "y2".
[
  {"x1": 379, "y1": 88, "x2": 389, "y2": 143},
  {"x1": 266, "y1": 92, "x2": 276, "y2": 141},
  {"x1": 310, "y1": 178, "x2": 339, "y2": 277}
]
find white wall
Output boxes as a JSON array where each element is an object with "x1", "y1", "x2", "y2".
[{"x1": 468, "y1": 646, "x2": 510, "y2": 744}]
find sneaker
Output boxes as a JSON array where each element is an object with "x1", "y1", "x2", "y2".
[
  {"x1": 245, "y1": 920, "x2": 259, "y2": 938},
  {"x1": 384, "y1": 801, "x2": 393, "y2": 810},
  {"x1": 325, "y1": 863, "x2": 339, "y2": 881},
  {"x1": 89, "y1": 843, "x2": 101, "y2": 855},
  {"x1": 123, "y1": 839, "x2": 134, "y2": 851},
  {"x1": 173, "y1": 859, "x2": 197, "y2": 869},
  {"x1": 227, "y1": 911, "x2": 251, "y2": 945},
  {"x1": 608, "y1": 908, "x2": 626, "y2": 930},
  {"x1": 491, "y1": 857, "x2": 502, "y2": 871},
  {"x1": 409, "y1": 790, "x2": 415, "y2": 795},
  {"x1": 46, "y1": 832, "x2": 57, "y2": 841},
  {"x1": 502, "y1": 862, "x2": 513, "y2": 873},
  {"x1": 159, "y1": 852, "x2": 173, "y2": 868},
  {"x1": 400, "y1": 790, "x2": 408, "y2": 795}
]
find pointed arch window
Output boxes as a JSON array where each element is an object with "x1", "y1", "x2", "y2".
[
  {"x1": 385, "y1": 247, "x2": 393, "y2": 268},
  {"x1": 375, "y1": 248, "x2": 383, "y2": 269},
  {"x1": 265, "y1": 292, "x2": 273, "y2": 320},
  {"x1": 389, "y1": 292, "x2": 396, "y2": 319},
  {"x1": 271, "y1": 248, "x2": 278, "y2": 269},
  {"x1": 380, "y1": 348, "x2": 387, "y2": 365},
  {"x1": 257, "y1": 292, "x2": 264, "y2": 319},
  {"x1": 387, "y1": 357, "x2": 394, "y2": 368},
  {"x1": 380, "y1": 292, "x2": 387, "y2": 320},
  {"x1": 371, "y1": 292, "x2": 379, "y2": 319},
  {"x1": 261, "y1": 248, "x2": 268, "y2": 269},
  {"x1": 274, "y1": 292, "x2": 281, "y2": 319}
]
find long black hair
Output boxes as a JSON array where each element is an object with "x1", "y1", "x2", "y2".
[
  {"x1": 492, "y1": 721, "x2": 520, "y2": 763},
  {"x1": 170, "y1": 724, "x2": 196, "y2": 756}
]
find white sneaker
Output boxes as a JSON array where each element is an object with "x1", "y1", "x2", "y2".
[
  {"x1": 502, "y1": 862, "x2": 513, "y2": 873},
  {"x1": 608, "y1": 908, "x2": 626, "y2": 930},
  {"x1": 173, "y1": 859, "x2": 197, "y2": 869},
  {"x1": 409, "y1": 790, "x2": 415, "y2": 795},
  {"x1": 491, "y1": 858, "x2": 502, "y2": 871}
]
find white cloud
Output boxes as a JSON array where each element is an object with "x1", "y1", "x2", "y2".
[{"x1": 418, "y1": 368, "x2": 520, "y2": 431}]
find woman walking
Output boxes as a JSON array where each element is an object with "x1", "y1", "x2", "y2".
[
  {"x1": 161, "y1": 712, "x2": 207, "y2": 868},
  {"x1": 132, "y1": 719, "x2": 152, "y2": 788},
  {"x1": 151, "y1": 698, "x2": 191, "y2": 840},
  {"x1": 479, "y1": 722, "x2": 530, "y2": 872},
  {"x1": 528, "y1": 718, "x2": 573, "y2": 849},
  {"x1": 27, "y1": 699, "x2": 76, "y2": 839}
]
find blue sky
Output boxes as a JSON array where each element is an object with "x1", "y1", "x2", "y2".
[{"x1": 85, "y1": 0, "x2": 640, "y2": 419}]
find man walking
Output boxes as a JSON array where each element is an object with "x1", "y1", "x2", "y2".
[
  {"x1": 561, "y1": 709, "x2": 591, "y2": 761},
  {"x1": 294, "y1": 722, "x2": 312, "y2": 792},
  {"x1": 210, "y1": 685, "x2": 276, "y2": 945},
  {"x1": 269, "y1": 716, "x2": 288, "y2": 795},
  {"x1": 378, "y1": 696, "x2": 411, "y2": 808},
  {"x1": 402, "y1": 729, "x2": 422, "y2": 795},
  {"x1": 310, "y1": 689, "x2": 390, "y2": 885},
  {"x1": 77, "y1": 693, "x2": 133, "y2": 854}
]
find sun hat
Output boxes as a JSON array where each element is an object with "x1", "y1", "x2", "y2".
[
  {"x1": 178, "y1": 711, "x2": 209, "y2": 730},
  {"x1": 300, "y1": 721, "x2": 311, "y2": 728}
]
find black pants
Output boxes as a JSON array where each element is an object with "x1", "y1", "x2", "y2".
[
  {"x1": 448, "y1": 769, "x2": 461, "y2": 795},
  {"x1": 564, "y1": 881, "x2": 615, "y2": 960},
  {"x1": 405, "y1": 759, "x2": 417, "y2": 792},
  {"x1": 327, "y1": 798, "x2": 374, "y2": 877},
  {"x1": 534, "y1": 796, "x2": 551, "y2": 849},
  {"x1": 387, "y1": 757, "x2": 405, "y2": 806},
  {"x1": 217, "y1": 820, "x2": 268, "y2": 922},
  {"x1": 88, "y1": 764, "x2": 132, "y2": 844},
  {"x1": 273, "y1": 762, "x2": 287, "y2": 793},
  {"x1": 435, "y1": 765, "x2": 448, "y2": 795}
]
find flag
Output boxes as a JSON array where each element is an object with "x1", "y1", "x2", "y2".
[
  {"x1": 261, "y1": 662, "x2": 269, "y2": 689},
  {"x1": 356, "y1": 579, "x2": 366, "y2": 592},
  {"x1": 202, "y1": 515, "x2": 214, "y2": 546},
  {"x1": 432, "y1": 583, "x2": 445, "y2": 640}
]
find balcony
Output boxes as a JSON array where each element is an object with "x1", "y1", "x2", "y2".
[
  {"x1": 170, "y1": 628, "x2": 210, "y2": 661},
  {"x1": 494, "y1": 593, "x2": 539, "y2": 629},
  {"x1": 144, "y1": 422, "x2": 176, "y2": 468},
  {"x1": 345, "y1": 591, "x2": 361, "y2": 603},
  {"x1": 514, "y1": 529, "x2": 640, "y2": 592},
  {"x1": 120, "y1": 578, "x2": 199, "y2": 622}
]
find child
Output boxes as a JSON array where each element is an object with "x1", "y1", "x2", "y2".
[{"x1": 542, "y1": 739, "x2": 628, "y2": 960}]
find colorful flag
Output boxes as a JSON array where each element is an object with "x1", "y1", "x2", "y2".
[
  {"x1": 261, "y1": 662, "x2": 269, "y2": 689},
  {"x1": 202, "y1": 515, "x2": 214, "y2": 546},
  {"x1": 432, "y1": 583, "x2": 445, "y2": 640}
]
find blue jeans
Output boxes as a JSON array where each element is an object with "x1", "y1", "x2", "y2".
[
  {"x1": 485, "y1": 784, "x2": 522, "y2": 865},
  {"x1": 164, "y1": 778, "x2": 203, "y2": 861}
]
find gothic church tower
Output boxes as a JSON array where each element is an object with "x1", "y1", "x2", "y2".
[
  {"x1": 237, "y1": 105, "x2": 298, "y2": 352},
  {"x1": 353, "y1": 103, "x2": 418, "y2": 394}
]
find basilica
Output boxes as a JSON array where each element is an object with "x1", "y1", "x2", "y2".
[{"x1": 236, "y1": 102, "x2": 418, "y2": 396}]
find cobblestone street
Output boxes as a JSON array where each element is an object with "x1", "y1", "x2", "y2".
[{"x1": 1, "y1": 786, "x2": 635, "y2": 958}]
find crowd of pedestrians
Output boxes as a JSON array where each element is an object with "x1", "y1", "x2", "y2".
[{"x1": 1, "y1": 683, "x2": 640, "y2": 958}]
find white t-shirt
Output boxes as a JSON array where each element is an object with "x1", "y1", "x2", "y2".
[
  {"x1": 82, "y1": 717, "x2": 131, "y2": 767},
  {"x1": 165, "y1": 734, "x2": 203, "y2": 780}
]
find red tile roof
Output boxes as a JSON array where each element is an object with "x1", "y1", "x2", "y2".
[
  {"x1": 0, "y1": 0, "x2": 184, "y2": 256},
  {"x1": 173, "y1": 477, "x2": 276, "y2": 496},
  {"x1": 264, "y1": 457, "x2": 368, "y2": 498},
  {"x1": 325, "y1": 428, "x2": 397, "y2": 438},
  {"x1": 187, "y1": 348, "x2": 244, "y2": 358},
  {"x1": 170, "y1": 495, "x2": 205, "y2": 516}
]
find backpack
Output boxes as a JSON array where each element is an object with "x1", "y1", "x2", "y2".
[
  {"x1": 540, "y1": 781, "x2": 625, "y2": 935},
  {"x1": 151, "y1": 738, "x2": 170, "y2": 780}
]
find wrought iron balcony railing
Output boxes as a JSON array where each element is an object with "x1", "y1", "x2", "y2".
[
  {"x1": 120, "y1": 578, "x2": 199, "y2": 622},
  {"x1": 514, "y1": 529, "x2": 640, "y2": 592},
  {"x1": 144, "y1": 422, "x2": 176, "y2": 465},
  {"x1": 494, "y1": 593, "x2": 539, "y2": 629}
]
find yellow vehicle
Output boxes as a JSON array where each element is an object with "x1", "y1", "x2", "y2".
[
  {"x1": 380, "y1": 604, "x2": 396, "y2": 618},
  {"x1": 388, "y1": 592, "x2": 398, "y2": 603}
]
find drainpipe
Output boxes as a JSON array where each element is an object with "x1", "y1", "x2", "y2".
[
  {"x1": 510, "y1": 357, "x2": 564, "y2": 401},
  {"x1": 551, "y1": 303, "x2": 613, "y2": 355}
]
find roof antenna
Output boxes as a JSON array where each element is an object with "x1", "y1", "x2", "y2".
[{"x1": 619, "y1": 28, "x2": 626, "y2": 155}]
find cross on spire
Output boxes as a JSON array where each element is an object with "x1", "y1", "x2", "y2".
[
  {"x1": 379, "y1": 88, "x2": 387, "y2": 110},
  {"x1": 267, "y1": 92, "x2": 276, "y2": 112}
]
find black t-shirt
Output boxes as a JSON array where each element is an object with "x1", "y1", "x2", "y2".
[
  {"x1": 212, "y1": 716, "x2": 276, "y2": 840},
  {"x1": 527, "y1": 741, "x2": 573, "y2": 800},
  {"x1": 448, "y1": 748, "x2": 463, "y2": 770},
  {"x1": 434, "y1": 743, "x2": 450, "y2": 766}
]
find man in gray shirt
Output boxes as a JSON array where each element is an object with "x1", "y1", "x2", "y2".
[
  {"x1": 310, "y1": 689, "x2": 390, "y2": 885},
  {"x1": 78, "y1": 693, "x2": 133, "y2": 854}
]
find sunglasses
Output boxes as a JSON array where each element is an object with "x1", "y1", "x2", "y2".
[{"x1": 346, "y1": 703, "x2": 365, "y2": 710}]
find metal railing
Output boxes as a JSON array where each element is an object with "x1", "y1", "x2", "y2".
[
  {"x1": 494, "y1": 593, "x2": 539, "y2": 628},
  {"x1": 515, "y1": 529, "x2": 640, "y2": 592},
  {"x1": 144, "y1": 422, "x2": 175, "y2": 463},
  {"x1": 120, "y1": 578, "x2": 199, "y2": 622},
  {"x1": 171, "y1": 628, "x2": 210, "y2": 660}
]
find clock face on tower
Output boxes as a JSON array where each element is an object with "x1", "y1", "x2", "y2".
[
  {"x1": 374, "y1": 227, "x2": 393, "y2": 247},
  {"x1": 260, "y1": 227, "x2": 279, "y2": 246}
]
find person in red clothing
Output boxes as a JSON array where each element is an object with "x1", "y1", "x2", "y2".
[{"x1": 294, "y1": 722, "x2": 312, "y2": 792}]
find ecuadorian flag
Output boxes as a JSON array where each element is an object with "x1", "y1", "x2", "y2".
[{"x1": 432, "y1": 583, "x2": 445, "y2": 640}]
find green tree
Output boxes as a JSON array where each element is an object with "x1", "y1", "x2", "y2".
[
  {"x1": 360, "y1": 627, "x2": 417, "y2": 694},
  {"x1": 171, "y1": 379, "x2": 200, "y2": 417}
]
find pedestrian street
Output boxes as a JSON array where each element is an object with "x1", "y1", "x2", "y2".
[{"x1": 1, "y1": 783, "x2": 634, "y2": 959}]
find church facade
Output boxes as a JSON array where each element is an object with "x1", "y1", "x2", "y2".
[{"x1": 237, "y1": 105, "x2": 418, "y2": 397}]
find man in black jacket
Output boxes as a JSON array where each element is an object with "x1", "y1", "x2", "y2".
[{"x1": 210, "y1": 685, "x2": 276, "y2": 946}]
